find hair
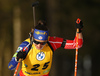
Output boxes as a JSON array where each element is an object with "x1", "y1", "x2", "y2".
[{"x1": 34, "y1": 20, "x2": 48, "y2": 31}]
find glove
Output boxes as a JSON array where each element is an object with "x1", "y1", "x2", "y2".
[
  {"x1": 16, "y1": 51, "x2": 26, "y2": 61},
  {"x1": 75, "y1": 18, "x2": 83, "y2": 33}
]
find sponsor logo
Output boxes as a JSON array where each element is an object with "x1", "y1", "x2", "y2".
[
  {"x1": 25, "y1": 64, "x2": 28, "y2": 67},
  {"x1": 9, "y1": 64, "x2": 13, "y2": 69},
  {"x1": 17, "y1": 47, "x2": 23, "y2": 51},
  {"x1": 38, "y1": 36, "x2": 43, "y2": 40},
  {"x1": 25, "y1": 71, "x2": 40, "y2": 75},
  {"x1": 43, "y1": 69, "x2": 50, "y2": 74},
  {"x1": 35, "y1": 31, "x2": 47, "y2": 35},
  {"x1": 36, "y1": 52, "x2": 45, "y2": 61}
]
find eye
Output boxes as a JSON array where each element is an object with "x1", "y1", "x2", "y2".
[
  {"x1": 36, "y1": 42, "x2": 40, "y2": 44},
  {"x1": 40, "y1": 43, "x2": 43, "y2": 45}
]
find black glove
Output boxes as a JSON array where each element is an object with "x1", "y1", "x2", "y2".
[
  {"x1": 16, "y1": 51, "x2": 26, "y2": 61},
  {"x1": 75, "y1": 18, "x2": 83, "y2": 33}
]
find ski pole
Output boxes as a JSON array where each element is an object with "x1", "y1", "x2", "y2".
[
  {"x1": 74, "y1": 18, "x2": 81, "y2": 76},
  {"x1": 13, "y1": 59, "x2": 21, "y2": 76},
  {"x1": 13, "y1": 44, "x2": 29, "y2": 76}
]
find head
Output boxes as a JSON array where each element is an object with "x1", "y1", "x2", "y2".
[{"x1": 33, "y1": 20, "x2": 48, "y2": 50}]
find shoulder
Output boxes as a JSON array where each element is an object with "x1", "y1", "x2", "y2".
[
  {"x1": 48, "y1": 36, "x2": 63, "y2": 42},
  {"x1": 24, "y1": 38, "x2": 30, "y2": 42},
  {"x1": 21, "y1": 38, "x2": 30, "y2": 45},
  {"x1": 18, "y1": 38, "x2": 30, "y2": 50},
  {"x1": 48, "y1": 36, "x2": 56, "y2": 41},
  {"x1": 47, "y1": 36, "x2": 64, "y2": 51}
]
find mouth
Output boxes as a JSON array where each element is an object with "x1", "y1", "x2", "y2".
[{"x1": 36, "y1": 46, "x2": 42, "y2": 50}]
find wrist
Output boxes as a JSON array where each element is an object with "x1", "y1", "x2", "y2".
[
  {"x1": 15, "y1": 57, "x2": 19, "y2": 62},
  {"x1": 77, "y1": 29, "x2": 82, "y2": 33},
  {"x1": 15, "y1": 57, "x2": 22, "y2": 62}
]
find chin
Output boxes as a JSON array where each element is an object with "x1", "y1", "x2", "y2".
[{"x1": 36, "y1": 47, "x2": 41, "y2": 50}]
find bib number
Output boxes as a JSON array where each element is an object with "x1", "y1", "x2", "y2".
[
  {"x1": 31, "y1": 64, "x2": 40, "y2": 71},
  {"x1": 31, "y1": 61, "x2": 50, "y2": 71}
]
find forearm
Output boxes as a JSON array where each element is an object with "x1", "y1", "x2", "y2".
[
  {"x1": 76, "y1": 32, "x2": 83, "y2": 39},
  {"x1": 64, "y1": 36, "x2": 83, "y2": 49},
  {"x1": 8, "y1": 57, "x2": 18, "y2": 70}
]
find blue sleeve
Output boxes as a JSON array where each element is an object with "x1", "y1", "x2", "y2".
[
  {"x1": 8, "y1": 41, "x2": 30, "y2": 70},
  {"x1": 8, "y1": 57, "x2": 18, "y2": 70}
]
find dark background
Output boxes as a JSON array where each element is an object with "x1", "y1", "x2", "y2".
[{"x1": 0, "y1": 0, "x2": 100, "y2": 76}]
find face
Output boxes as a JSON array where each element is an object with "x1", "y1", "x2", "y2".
[{"x1": 33, "y1": 39, "x2": 47, "y2": 50}]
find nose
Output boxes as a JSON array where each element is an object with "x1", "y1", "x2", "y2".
[
  {"x1": 37, "y1": 43, "x2": 41, "y2": 46},
  {"x1": 37, "y1": 44, "x2": 41, "y2": 48}
]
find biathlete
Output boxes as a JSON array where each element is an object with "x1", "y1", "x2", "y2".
[{"x1": 8, "y1": 19, "x2": 83, "y2": 76}]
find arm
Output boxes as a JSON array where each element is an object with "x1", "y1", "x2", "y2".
[
  {"x1": 64, "y1": 18, "x2": 83, "y2": 49},
  {"x1": 64, "y1": 33, "x2": 83, "y2": 49},
  {"x1": 8, "y1": 38, "x2": 30, "y2": 70},
  {"x1": 48, "y1": 36, "x2": 63, "y2": 51},
  {"x1": 48, "y1": 34, "x2": 83, "y2": 50},
  {"x1": 48, "y1": 19, "x2": 83, "y2": 50}
]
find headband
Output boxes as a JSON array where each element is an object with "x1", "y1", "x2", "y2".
[{"x1": 33, "y1": 29, "x2": 49, "y2": 40}]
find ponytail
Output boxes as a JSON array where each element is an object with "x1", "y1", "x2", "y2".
[{"x1": 35, "y1": 20, "x2": 48, "y2": 31}]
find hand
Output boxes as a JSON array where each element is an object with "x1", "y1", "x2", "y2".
[
  {"x1": 76, "y1": 18, "x2": 83, "y2": 29},
  {"x1": 75, "y1": 18, "x2": 83, "y2": 33},
  {"x1": 16, "y1": 51, "x2": 26, "y2": 61}
]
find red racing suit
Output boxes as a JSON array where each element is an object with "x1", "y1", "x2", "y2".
[{"x1": 48, "y1": 36, "x2": 83, "y2": 51}]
